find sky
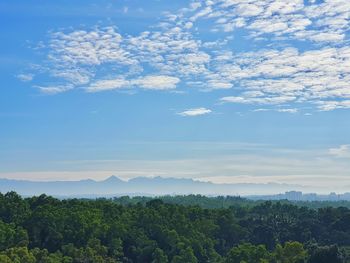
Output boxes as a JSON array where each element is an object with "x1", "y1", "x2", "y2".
[{"x1": 1, "y1": 0, "x2": 350, "y2": 193}]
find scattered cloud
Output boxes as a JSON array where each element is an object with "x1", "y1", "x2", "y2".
[
  {"x1": 86, "y1": 78, "x2": 129, "y2": 93},
  {"x1": 207, "y1": 80, "x2": 233, "y2": 90},
  {"x1": 51, "y1": 70, "x2": 91, "y2": 86},
  {"x1": 189, "y1": 0, "x2": 350, "y2": 43},
  {"x1": 28, "y1": 25, "x2": 203, "y2": 94},
  {"x1": 252, "y1": 108, "x2": 298, "y2": 114},
  {"x1": 178, "y1": 107, "x2": 212, "y2": 117},
  {"x1": 85, "y1": 75, "x2": 180, "y2": 92},
  {"x1": 17, "y1": 73, "x2": 34, "y2": 82},
  {"x1": 253, "y1": 108, "x2": 270, "y2": 112},
  {"x1": 133, "y1": 75, "x2": 180, "y2": 90},
  {"x1": 217, "y1": 47, "x2": 350, "y2": 111},
  {"x1": 329, "y1": 145, "x2": 350, "y2": 158},
  {"x1": 49, "y1": 27, "x2": 135, "y2": 66},
  {"x1": 277, "y1": 108, "x2": 298, "y2": 114},
  {"x1": 34, "y1": 85, "x2": 73, "y2": 95},
  {"x1": 221, "y1": 95, "x2": 295, "y2": 105},
  {"x1": 23, "y1": 0, "x2": 350, "y2": 113},
  {"x1": 316, "y1": 100, "x2": 350, "y2": 111}
]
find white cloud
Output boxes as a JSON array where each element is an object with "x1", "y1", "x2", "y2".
[
  {"x1": 32, "y1": 22, "x2": 208, "y2": 94},
  {"x1": 277, "y1": 108, "x2": 298, "y2": 114},
  {"x1": 133, "y1": 75, "x2": 180, "y2": 90},
  {"x1": 221, "y1": 95, "x2": 296, "y2": 105},
  {"x1": 304, "y1": 32, "x2": 345, "y2": 42},
  {"x1": 184, "y1": 22, "x2": 193, "y2": 29},
  {"x1": 253, "y1": 108, "x2": 270, "y2": 112},
  {"x1": 236, "y1": 4, "x2": 264, "y2": 17},
  {"x1": 178, "y1": 107, "x2": 212, "y2": 116},
  {"x1": 86, "y1": 79, "x2": 129, "y2": 93},
  {"x1": 86, "y1": 75, "x2": 180, "y2": 92},
  {"x1": 51, "y1": 70, "x2": 91, "y2": 85},
  {"x1": 26, "y1": 1, "x2": 350, "y2": 113},
  {"x1": 49, "y1": 27, "x2": 135, "y2": 66},
  {"x1": 316, "y1": 100, "x2": 350, "y2": 111},
  {"x1": 190, "y1": 2, "x2": 202, "y2": 10},
  {"x1": 329, "y1": 145, "x2": 350, "y2": 158},
  {"x1": 252, "y1": 108, "x2": 298, "y2": 113},
  {"x1": 216, "y1": 47, "x2": 350, "y2": 110},
  {"x1": 34, "y1": 85, "x2": 73, "y2": 94},
  {"x1": 17, "y1": 74, "x2": 33, "y2": 82},
  {"x1": 207, "y1": 80, "x2": 233, "y2": 90},
  {"x1": 190, "y1": 0, "x2": 350, "y2": 43}
]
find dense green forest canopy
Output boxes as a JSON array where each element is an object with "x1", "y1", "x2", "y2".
[
  {"x1": 1, "y1": 192, "x2": 350, "y2": 262},
  {"x1": 112, "y1": 194, "x2": 350, "y2": 210}
]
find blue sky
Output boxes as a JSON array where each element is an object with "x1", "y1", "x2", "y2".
[{"x1": 1, "y1": 0, "x2": 350, "y2": 193}]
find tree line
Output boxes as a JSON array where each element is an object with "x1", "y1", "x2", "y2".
[
  {"x1": 113, "y1": 194, "x2": 350, "y2": 210},
  {"x1": 1, "y1": 192, "x2": 350, "y2": 262}
]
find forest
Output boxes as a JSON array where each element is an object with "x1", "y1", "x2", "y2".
[
  {"x1": 112, "y1": 195, "x2": 350, "y2": 210},
  {"x1": 1, "y1": 192, "x2": 350, "y2": 262}
]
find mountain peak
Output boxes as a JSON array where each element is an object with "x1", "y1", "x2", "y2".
[{"x1": 103, "y1": 175, "x2": 124, "y2": 183}]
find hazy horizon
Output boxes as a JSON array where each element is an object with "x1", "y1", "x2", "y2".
[{"x1": 1, "y1": 174, "x2": 349, "y2": 196}]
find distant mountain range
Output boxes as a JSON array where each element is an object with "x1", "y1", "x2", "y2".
[{"x1": 0, "y1": 176, "x2": 308, "y2": 197}]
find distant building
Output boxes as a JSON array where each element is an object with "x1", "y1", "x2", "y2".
[
  {"x1": 329, "y1": 192, "x2": 339, "y2": 201},
  {"x1": 304, "y1": 193, "x2": 317, "y2": 201},
  {"x1": 285, "y1": 191, "x2": 303, "y2": 201}
]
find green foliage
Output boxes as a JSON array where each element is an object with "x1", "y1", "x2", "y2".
[
  {"x1": 171, "y1": 247, "x2": 198, "y2": 263},
  {"x1": 1, "y1": 193, "x2": 350, "y2": 262},
  {"x1": 225, "y1": 243, "x2": 271, "y2": 263},
  {"x1": 0, "y1": 254, "x2": 12, "y2": 263},
  {"x1": 308, "y1": 245, "x2": 343, "y2": 263},
  {"x1": 113, "y1": 194, "x2": 350, "y2": 210},
  {"x1": 274, "y1": 242, "x2": 307, "y2": 263},
  {"x1": 152, "y1": 248, "x2": 168, "y2": 263},
  {"x1": 0, "y1": 220, "x2": 28, "y2": 251},
  {"x1": 0, "y1": 247, "x2": 36, "y2": 263}
]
